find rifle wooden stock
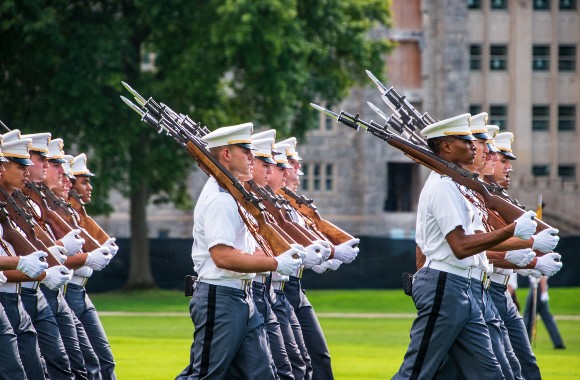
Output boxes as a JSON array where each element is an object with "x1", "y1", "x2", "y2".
[
  {"x1": 277, "y1": 188, "x2": 354, "y2": 245},
  {"x1": 186, "y1": 141, "x2": 292, "y2": 256},
  {"x1": 68, "y1": 194, "x2": 112, "y2": 244},
  {"x1": 0, "y1": 205, "x2": 37, "y2": 256}
]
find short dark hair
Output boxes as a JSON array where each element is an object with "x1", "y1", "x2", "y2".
[{"x1": 427, "y1": 136, "x2": 456, "y2": 156}]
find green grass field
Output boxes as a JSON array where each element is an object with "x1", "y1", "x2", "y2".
[{"x1": 91, "y1": 287, "x2": 580, "y2": 379}]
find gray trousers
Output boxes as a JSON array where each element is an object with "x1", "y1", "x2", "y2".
[
  {"x1": 392, "y1": 267, "x2": 503, "y2": 380},
  {"x1": 65, "y1": 283, "x2": 114, "y2": 380},
  {"x1": 253, "y1": 281, "x2": 294, "y2": 380},
  {"x1": 176, "y1": 281, "x2": 276, "y2": 380},
  {"x1": 284, "y1": 276, "x2": 332, "y2": 380},
  {"x1": 42, "y1": 284, "x2": 96, "y2": 380},
  {"x1": 21, "y1": 287, "x2": 75, "y2": 380},
  {"x1": 0, "y1": 291, "x2": 46, "y2": 380},
  {"x1": 272, "y1": 288, "x2": 312, "y2": 380},
  {"x1": 0, "y1": 301, "x2": 27, "y2": 380},
  {"x1": 524, "y1": 286, "x2": 564, "y2": 348},
  {"x1": 490, "y1": 283, "x2": 541, "y2": 380}
]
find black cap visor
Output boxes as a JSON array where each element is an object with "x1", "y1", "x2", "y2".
[
  {"x1": 454, "y1": 134, "x2": 477, "y2": 141},
  {"x1": 48, "y1": 158, "x2": 68, "y2": 164},
  {"x1": 234, "y1": 142, "x2": 256, "y2": 150},
  {"x1": 7, "y1": 157, "x2": 34, "y2": 166},
  {"x1": 472, "y1": 132, "x2": 492, "y2": 141},
  {"x1": 256, "y1": 156, "x2": 276, "y2": 165},
  {"x1": 499, "y1": 150, "x2": 517, "y2": 160}
]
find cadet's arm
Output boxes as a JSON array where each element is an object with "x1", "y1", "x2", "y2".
[
  {"x1": 445, "y1": 224, "x2": 516, "y2": 259},
  {"x1": 210, "y1": 244, "x2": 278, "y2": 273}
]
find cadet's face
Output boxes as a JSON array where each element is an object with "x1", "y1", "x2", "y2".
[
  {"x1": 228, "y1": 145, "x2": 254, "y2": 181},
  {"x1": 483, "y1": 150, "x2": 498, "y2": 176},
  {"x1": 493, "y1": 154, "x2": 513, "y2": 189},
  {"x1": 472, "y1": 139, "x2": 489, "y2": 172},
  {"x1": 29, "y1": 153, "x2": 48, "y2": 182},
  {"x1": 0, "y1": 161, "x2": 30, "y2": 191},
  {"x1": 73, "y1": 176, "x2": 93, "y2": 203},
  {"x1": 44, "y1": 161, "x2": 64, "y2": 189},
  {"x1": 251, "y1": 159, "x2": 272, "y2": 187},
  {"x1": 53, "y1": 175, "x2": 72, "y2": 198},
  {"x1": 286, "y1": 158, "x2": 301, "y2": 191},
  {"x1": 267, "y1": 165, "x2": 288, "y2": 191},
  {"x1": 449, "y1": 137, "x2": 476, "y2": 167}
]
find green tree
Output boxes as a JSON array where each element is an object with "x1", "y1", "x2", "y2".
[{"x1": 0, "y1": 0, "x2": 393, "y2": 289}]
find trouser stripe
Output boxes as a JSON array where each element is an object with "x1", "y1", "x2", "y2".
[
  {"x1": 410, "y1": 271, "x2": 448, "y2": 380},
  {"x1": 199, "y1": 285, "x2": 217, "y2": 378}
]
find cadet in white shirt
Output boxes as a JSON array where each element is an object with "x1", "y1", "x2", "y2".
[{"x1": 176, "y1": 123, "x2": 304, "y2": 380}]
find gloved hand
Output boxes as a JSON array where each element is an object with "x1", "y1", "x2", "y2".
[
  {"x1": 302, "y1": 243, "x2": 324, "y2": 269},
  {"x1": 47, "y1": 245, "x2": 68, "y2": 265},
  {"x1": 313, "y1": 240, "x2": 332, "y2": 261},
  {"x1": 41, "y1": 265, "x2": 71, "y2": 290},
  {"x1": 270, "y1": 271, "x2": 289, "y2": 282},
  {"x1": 531, "y1": 228, "x2": 560, "y2": 253},
  {"x1": 85, "y1": 247, "x2": 111, "y2": 271},
  {"x1": 102, "y1": 238, "x2": 119, "y2": 257},
  {"x1": 505, "y1": 248, "x2": 536, "y2": 267},
  {"x1": 16, "y1": 251, "x2": 49, "y2": 278},
  {"x1": 515, "y1": 268, "x2": 542, "y2": 279},
  {"x1": 74, "y1": 266, "x2": 94, "y2": 278},
  {"x1": 513, "y1": 211, "x2": 537, "y2": 240},
  {"x1": 540, "y1": 291, "x2": 549, "y2": 303},
  {"x1": 311, "y1": 259, "x2": 343, "y2": 274},
  {"x1": 534, "y1": 252, "x2": 562, "y2": 277},
  {"x1": 59, "y1": 229, "x2": 85, "y2": 255},
  {"x1": 334, "y1": 238, "x2": 360, "y2": 264},
  {"x1": 275, "y1": 246, "x2": 304, "y2": 276}
]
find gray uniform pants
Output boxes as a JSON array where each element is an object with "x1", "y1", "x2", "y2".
[
  {"x1": 489, "y1": 282, "x2": 541, "y2": 380},
  {"x1": 284, "y1": 276, "x2": 332, "y2": 380},
  {"x1": 0, "y1": 301, "x2": 27, "y2": 380},
  {"x1": 272, "y1": 288, "x2": 312, "y2": 380},
  {"x1": 392, "y1": 267, "x2": 503, "y2": 380},
  {"x1": 253, "y1": 281, "x2": 294, "y2": 380},
  {"x1": 0, "y1": 291, "x2": 46, "y2": 380},
  {"x1": 524, "y1": 286, "x2": 565, "y2": 348},
  {"x1": 65, "y1": 283, "x2": 115, "y2": 380},
  {"x1": 176, "y1": 281, "x2": 276, "y2": 380},
  {"x1": 21, "y1": 286, "x2": 75, "y2": 380}
]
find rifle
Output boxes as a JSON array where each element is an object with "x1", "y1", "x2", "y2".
[
  {"x1": 310, "y1": 103, "x2": 552, "y2": 233},
  {"x1": 121, "y1": 89, "x2": 293, "y2": 257},
  {"x1": 67, "y1": 188, "x2": 113, "y2": 244}
]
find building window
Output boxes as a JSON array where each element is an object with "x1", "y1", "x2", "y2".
[
  {"x1": 559, "y1": 45, "x2": 576, "y2": 71},
  {"x1": 489, "y1": 105, "x2": 508, "y2": 128},
  {"x1": 490, "y1": 0, "x2": 508, "y2": 9},
  {"x1": 558, "y1": 105, "x2": 576, "y2": 131},
  {"x1": 534, "y1": 0, "x2": 551, "y2": 9},
  {"x1": 532, "y1": 45, "x2": 550, "y2": 71},
  {"x1": 558, "y1": 165, "x2": 576, "y2": 179},
  {"x1": 532, "y1": 106, "x2": 550, "y2": 131},
  {"x1": 560, "y1": 0, "x2": 576, "y2": 10},
  {"x1": 468, "y1": 0, "x2": 482, "y2": 9},
  {"x1": 469, "y1": 104, "x2": 482, "y2": 116},
  {"x1": 490, "y1": 45, "x2": 508, "y2": 70},
  {"x1": 532, "y1": 165, "x2": 550, "y2": 176},
  {"x1": 301, "y1": 163, "x2": 335, "y2": 192},
  {"x1": 470, "y1": 45, "x2": 482, "y2": 70},
  {"x1": 324, "y1": 115, "x2": 334, "y2": 130},
  {"x1": 384, "y1": 163, "x2": 415, "y2": 212}
]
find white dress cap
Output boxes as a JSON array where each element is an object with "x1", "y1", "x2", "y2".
[
  {"x1": 71, "y1": 153, "x2": 95, "y2": 177},
  {"x1": 22, "y1": 133, "x2": 51, "y2": 157},
  {"x1": 272, "y1": 143, "x2": 292, "y2": 168},
  {"x1": 421, "y1": 113, "x2": 476, "y2": 140},
  {"x1": 1, "y1": 130, "x2": 22, "y2": 143},
  {"x1": 252, "y1": 129, "x2": 277, "y2": 141},
  {"x1": 201, "y1": 122, "x2": 255, "y2": 149},
  {"x1": 469, "y1": 112, "x2": 492, "y2": 140},
  {"x1": 48, "y1": 138, "x2": 67, "y2": 163},
  {"x1": 276, "y1": 137, "x2": 302, "y2": 161},
  {"x1": 485, "y1": 125, "x2": 501, "y2": 152},
  {"x1": 494, "y1": 132, "x2": 516, "y2": 159},
  {"x1": 2, "y1": 138, "x2": 33, "y2": 165},
  {"x1": 252, "y1": 138, "x2": 276, "y2": 165},
  {"x1": 62, "y1": 154, "x2": 75, "y2": 179}
]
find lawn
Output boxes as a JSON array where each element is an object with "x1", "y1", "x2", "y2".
[{"x1": 91, "y1": 287, "x2": 580, "y2": 379}]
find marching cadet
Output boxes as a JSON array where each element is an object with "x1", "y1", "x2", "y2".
[
  {"x1": 66, "y1": 152, "x2": 118, "y2": 380},
  {"x1": 392, "y1": 114, "x2": 539, "y2": 380},
  {"x1": 175, "y1": 123, "x2": 305, "y2": 380}
]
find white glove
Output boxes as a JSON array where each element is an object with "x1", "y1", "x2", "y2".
[
  {"x1": 270, "y1": 271, "x2": 289, "y2": 282},
  {"x1": 74, "y1": 266, "x2": 94, "y2": 278},
  {"x1": 47, "y1": 245, "x2": 68, "y2": 265},
  {"x1": 532, "y1": 228, "x2": 560, "y2": 253},
  {"x1": 334, "y1": 238, "x2": 360, "y2": 264},
  {"x1": 540, "y1": 292, "x2": 549, "y2": 303},
  {"x1": 274, "y1": 246, "x2": 304, "y2": 276},
  {"x1": 311, "y1": 259, "x2": 343, "y2": 274},
  {"x1": 102, "y1": 238, "x2": 119, "y2": 257},
  {"x1": 513, "y1": 211, "x2": 537, "y2": 240},
  {"x1": 302, "y1": 243, "x2": 324, "y2": 269},
  {"x1": 505, "y1": 248, "x2": 536, "y2": 267},
  {"x1": 41, "y1": 265, "x2": 71, "y2": 290},
  {"x1": 514, "y1": 268, "x2": 542, "y2": 279},
  {"x1": 59, "y1": 229, "x2": 85, "y2": 255},
  {"x1": 313, "y1": 240, "x2": 332, "y2": 261},
  {"x1": 16, "y1": 251, "x2": 49, "y2": 278},
  {"x1": 534, "y1": 252, "x2": 563, "y2": 277},
  {"x1": 85, "y1": 247, "x2": 112, "y2": 271}
]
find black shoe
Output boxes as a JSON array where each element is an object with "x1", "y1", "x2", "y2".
[{"x1": 555, "y1": 344, "x2": 566, "y2": 350}]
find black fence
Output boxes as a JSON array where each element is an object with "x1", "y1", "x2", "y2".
[{"x1": 87, "y1": 236, "x2": 580, "y2": 293}]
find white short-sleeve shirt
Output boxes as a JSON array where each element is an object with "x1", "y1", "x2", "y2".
[
  {"x1": 191, "y1": 177, "x2": 256, "y2": 281},
  {"x1": 416, "y1": 171, "x2": 481, "y2": 269},
  {"x1": 0, "y1": 225, "x2": 15, "y2": 284}
]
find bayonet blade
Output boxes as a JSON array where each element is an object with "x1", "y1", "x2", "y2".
[
  {"x1": 121, "y1": 81, "x2": 147, "y2": 105},
  {"x1": 309, "y1": 103, "x2": 339, "y2": 119},
  {"x1": 367, "y1": 101, "x2": 391, "y2": 122},
  {"x1": 365, "y1": 70, "x2": 389, "y2": 93},
  {"x1": 120, "y1": 96, "x2": 146, "y2": 117},
  {"x1": 0, "y1": 120, "x2": 11, "y2": 132}
]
